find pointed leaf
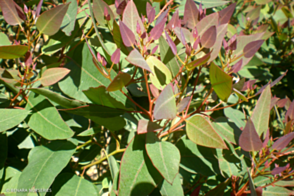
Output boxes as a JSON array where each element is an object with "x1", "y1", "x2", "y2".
[
  {"x1": 146, "y1": 56, "x2": 172, "y2": 90},
  {"x1": 118, "y1": 134, "x2": 162, "y2": 196},
  {"x1": 263, "y1": 186, "x2": 294, "y2": 195},
  {"x1": 186, "y1": 115, "x2": 227, "y2": 149},
  {"x1": 106, "y1": 72, "x2": 131, "y2": 92},
  {"x1": 52, "y1": 173, "x2": 98, "y2": 196},
  {"x1": 186, "y1": 52, "x2": 211, "y2": 71},
  {"x1": 137, "y1": 119, "x2": 161, "y2": 134},
  {"x1": 61, "y1": 0, "x2": 77, "y2": 36},
  {"x1": 40, "y1": 68, "x2": 70, "y2": 86},
  {"x1": 196, "y1": 13, "x2": 218, "y2": 37},
  {"x1": 111, "y1": 48, "x2": 121, "y2": 64},
  {"x1": 218, "y1": 3, "x2": 236, "y2": 25},
  {"x1": 213, "y1": 117, "x2": 241, "y2": 145},
  {"x1": 150, "y1": 17, "x2": 166, "y2": 40},
  {"x1": 244, "y1": 40, "x2": 264, "y2": 58},
  {"x1": 36, "y1": 3, "x2": 70, "y2": 36},
  {"x1": 83, "y1": 86, "x2": 132, "y2": 111},
  {"x1": 248, "y1": 170, "x2": 258, "y2": 196},
  {"x1": 183, "y1": 0, "x2": 199, "y2": 29},
  {"x1": 146, "y1": 132, "x2": 180, "y2": 184},
  {"x1": 209, "y1": 24, "x2": 228, "y2": 63},
  {"x1": 17, "y1": 141, "x2": 76, "y2": 195},
  {"x1": 201, "y1": 26, "x2": 217, "y2": 48},
  {"x1": 177, "y1": 97, "x2": 190, "y2": 113},
  {"x1": 25, "y1": 92, "x2": 74, "y2": 140},
  {"x1": 146, "y1": 2, "x2": 155, "y2": 23},
  {"x1": 36, "y1": 0, "x2": 43, "y2": 17},
  {"x1": 153, "y1": 84, "x2": 177, "y2": 120},
  {"x1": 0, "y1": 0, "x2": 22, "y2": 25},
  {"x1": 0, "y1": 45, "x2": 28, "y2": 59},
  {"x1": 126, "y1": 49, "x2": 153, "y2": 73},
  {"x1": 29, "y1": 88, "x2": 85, "y2": 109},
  {"x1": 239, "y1": 119, "x2": 263, "y2": 152},
  {"x1": 122, "y1": 0, "x2": 145, "y2": 36},
  {"x1": 285, "y1": 100, "x2": 294, "y2": 121},
  {"x1": 272, "y1": 132, "x2": 294, "y2": 151},
  {"x1": 251, "y1": 85, "x2": 271, "y2": 136},
  {"x1": 119, "y1": 21, "x2": 136, "y2": 47},
  {"x1": 166, "y1": 9, "x2": 181, "y2": 30},
  {"x1": 0, "y1": 109, "x2": 30, "y2": 132},
  {"x1": 209, "y1": 62, "x2": 232, "y2": 101},
  {"x1": 165, "y1": 31, "x2": 177, "y2": 55}
]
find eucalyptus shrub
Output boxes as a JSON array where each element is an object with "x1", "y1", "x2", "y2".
[{"x1": 0, "y1": 0, "x2": 293, "y2": 195}]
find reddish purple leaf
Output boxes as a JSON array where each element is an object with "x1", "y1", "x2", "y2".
[
  {"x1": 14, "y1": 2, "x2": 26, "y2": 21},
  {"x1": 183, "y1": 0, "x2": 199, "y2": 29},
  {"x1": 111, "y1": 48, "x2": 121, "y2": 64},
  {"x1": 218, "y1": 3, "x2": 236, "y2": 25},
  {"x1": 155, "y1": 8, "x2": 168, "y2": 25},
  {"x1": 272, "y1": 132, "x2": 294, "y2": 151},
  {"x1": 231, "y1": 59, "x2": 243, "y2": 73},
  {"x1": 25, "y1": 52, "x2": 32, "y2": 67},
  {"x1": 153, "y1": 84, "x2": 177, "y2": 120},
  {"x1": 150, "y1": 17, "x2": 166, "y2": 40},
  {"x1": 136, "y1": 21, "x2": 141, "y2": 35},
  {"x1": 193, "y1": 37, "x2": 200, "y2": 50},
  {"x1": 104, "y1": 6, "x2": 110, "y2": 21},
  {"x1": 119, "y1": 21, "x2": 136, "y2": 47},
  {"x1": 40, "y1": 68, "x2": 70, "y2": 86},
  {"x1": 177, "y1": 97, "x2": 190, "y2": 113},
  {"x1": 228, "y1": 34, "x2": 237, "y2": 50},
  {"x1": 223, "y1": 39, "x2": 228, "y2": 51},
  {"x1": 180, "y1": 28, "x2": 187, "y2": 46},
  {"x1": 191, "y1": 185, "x2": 201, "y2": 196},
  {"x1": 166, "y1": 9, "x2": 181, "y2": 30},
  {"x1": 137, "y1": 119, "x2": 161, "y2": 134},
  {"x1": 146, "y1": 2, "x2": 155, "y2": 23},
  {"x1": 208, "y1": 24, "x2": 228, "y2": 63},
  {"x1": 115, "y1": 0, "x2": 126, "y2": 15},
  {"x1": 239, "y1": 119, "x2": 263, "y2": 152},
  {"x1": 24, "y1": 4, "x2": 28, "y2": 13},
  {"x1": 256, "y1": 71, "x2": 287, "y2": 95},
  {"x1": 150, "y1": 84, "x2": 159, "y2": 98},
  {"x1": 126, "y1": 49, "x2": 153, "y2": 73},
  {"x1": 270, "y1": 96, "x2": 280, "y2": 109},
  {"x1": 263, "y1": 128, "x2": 269, "y2": 148},
  {"x1": 255, "y1": 187, "x2": 263, "y2": 196},
  {"x1": 0, "y1": 0, "x2": 23, "y2": 25},
  {"x1": 277, "y1": 98, "x2": 290, "y2": 108},
  {"x1": 244, "y1": 40, "x2": 264, "y2": 58},
  {"x1": 192, "y1": 27, "x2": 198, "y2": 39},
  {"x1": 241, "y1": 79, "x2": 257, "y2": 91},
  {"x1": 272, "y1": 164, "x2": 290, "y2": 175},
  {"x1": 36, "y1": 0, "x2": 43, "y2": 17},
  {"x1": 285, "y1": 100, "x2": 294, "y2": 121},
  {"x1": 165, "y1": 31, "x2": 177, "y2": 55},
  {"x1": 196, "y1": 12, "x2": 218, "y2": 37},
  {"x1": 151, "y1": 45, "x2": 158, "y2": 55},
  {"x1": 201, "y1": 26, "x2": 217, "y2": 48}
]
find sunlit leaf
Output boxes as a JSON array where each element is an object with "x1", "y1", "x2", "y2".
[
  {"x1": 150, "y1": 17, "x2": 166, "y2": 40},
  {"x1": 243, "y1": 40, "x2": 264, "y2": 58},
  {"x1": 93, "y1": 0, "x2": 114, "y2": 27},
  {"x1": 137, "y1": 119, "x2": 161, "y2": 134},
  {"x1": 239, "y1": 119, "x2": 263, "y2": 152},
  {"x1": 165, "y1": 31, "x2": 177, "y2": 55},
  {"x1": 0, "y1": 45, "x2": 28, "y2": 59},
  {"x1": 61, "y1": 0, "x2": 77, "y2": 36},
  {"x1": 146, "y1": 132, "x2": 180, "y2": 184},
  {"x1": 218, "y1": 3, "x2": 236, "y2": 25},
  {"x1": 201, "y1": 26, "x2": 217, "y2": 48},
  {"x1": 146, "y1": 56, "x2": 172, "y2": 89},
  {"x1": 272, "y1": 132, "x2": 294, "y2": 151},
  {"x1": 183, "y1": 0, "x2": 199, "y2": 29},
  {"x1": 153, "y1": 84, "x2": 177, "y2": 120},
  {"x1": 186, "y1": 52, "x2": 211, "y2": 71},
  {"x1": 209, "y1": 24, "x2": 228, "y2": 63},
  {"x1": 159, "y1": 174, "x2": 184, "y2": 196},
  {"x1": 209, "y1": 62, "x2": 232, "y2": 101},
  {"x1": 111, "y1": 48, "x2": 121, "y2": 64},
  {"x1": 40, "y1": 68, "x2": 70, "y2": 86},
  {"x1": 119, "y1": 21, "x2": 136, "y2": 47},
  {"x1": 0, "y1": 0, "x2": 22, "y2": 25},
  {"x1": 213, "y1": 117, "x2": 241, "y2": 145},
  {"x1": 186, "y1": 115, "x2": 227, "y2": 149},
  {"x1": 36, "y1": 3, "x2": 70, "y2": 36}
]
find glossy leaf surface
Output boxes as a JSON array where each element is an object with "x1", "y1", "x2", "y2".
[{"x1": 0, "y1": 109, "x2": 30, "y2": 132}]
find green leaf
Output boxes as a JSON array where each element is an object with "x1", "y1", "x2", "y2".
[
  {"x1": 0, "y1": 109, "x2": 30, "y2": 132},
  {"x1": 224, "y1": 107, "x2": 246, "y2": 128},
  {"x1": 263, "y1": 186, "x2": 294, "y2": 195},
  {"x1": 61, "y1": 0, "x2": 78, "y2": 36},
  {"x1": 0, "y1": 32, "x2": 11, "y2": 46},
  {"x1": 213, "y1": 117, "x2": 241, "y2": 145},
  {"x1": 145, "y1": 132, "x2": 180, "y2": 184},
  {"x1": 0, "y1": 0, "x2": 23, "y2": 25},
  {"x1": 206, "y1": 179, "x2": 231, "y2": 196},
  {"x1": 0, "y1": 133, "x2": 7, "y2": 168},
  {"x1": 1, "y1": 167, "x2": 22, "y2": 196},
  {"x1": 185, "y1": 52, "x2": 211, "y2": 71},
  {"x1": 0, "y1": 45, "x2": 28, "y2": 59},
  {"x1": 118, "y1": 134, "x2": 162, "y2": 196},
  {"x1": 58, "y1": 43, "x2": 128, "y2": 106},
  {"x1": 40, "y1": 68, "x2": 70, "y2": 86},
  {"x1": 251, "y1": 85, "x2": 271, "y2": 136},
  {"x1": 83, "y1": 86, "x2": 133, "y2": 111},
  {"x1": 146, "y1": 56, "x2": 172, "y2": 90},
  {"x1": 126, "y1": 49, "x2": 153, "y2": 73},
  {"x1": 153, "y1": 84, "x2": 177, "y2": 120},
  {"x1": 29, "y1": 88, "x2": 85, "y2": 109},
  {"x1": 210, "y1": 62, "x2": 232, "y2": 101},
  {"x1": 176, "y1": 136, "x2": 219, "y2": 176},
  {"x1": 107, "y1": 72, "x2": 131, "y2": 92},
  {"x1": 52, "y1": 173, "x2": 98, "y2": 196},
  {"x1": 25, "y1": 92, "x2": 74, "y2": 140},
  {"x1": 248, "y1": 170, "x2": 258, "y2": 196},
  {"x1": 89, "y1": 116, "x2": 126, "y2": 131},
  {"x1": 159, "y1": 36, "x2": 180, "y2": 77},
  {"x1": 17, "y1": 140, "x2": 76, "y2": 196},
  {"x1": 60, "y1": 104, "x2": 124, "y2": 118},
  {"x1": 186, "y1": 115, "x2": 227, "y2": 149},
  {"x1": 36, "y1": 3, "x2": 70, "y2": 36},
  {"x1": 159, "y1": 174, "x2": 184, "y2": 196},
  {"x1": 216, "y1": 149, "x2": 241, "y2": 178}
]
